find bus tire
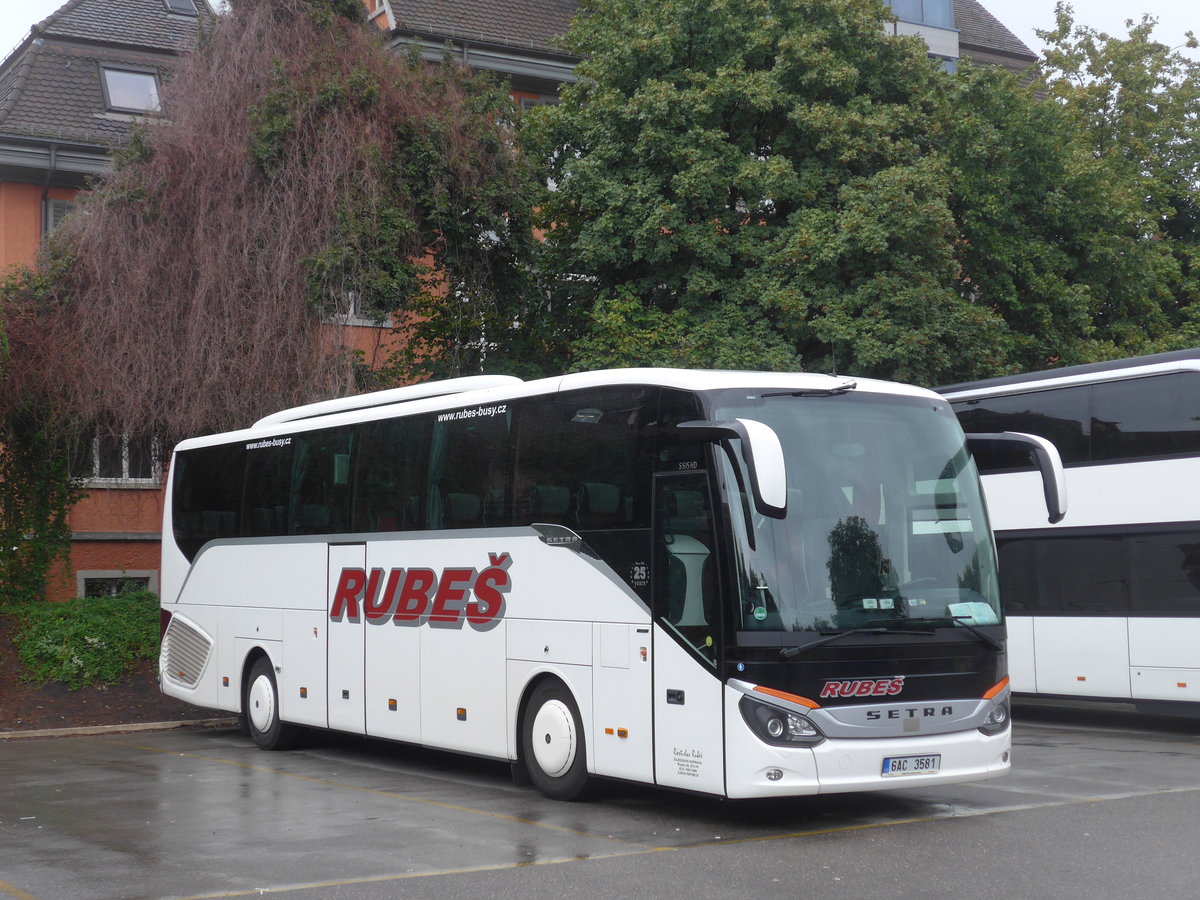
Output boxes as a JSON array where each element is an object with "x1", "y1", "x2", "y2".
[
  {"x1": 521, "y1": 680, "x2": 592, "y2": 801},
  {"x1": 244, "y1": 656, "x2": 302, "y2": 750}
]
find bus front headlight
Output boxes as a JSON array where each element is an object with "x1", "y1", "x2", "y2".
[
  {"x1": 739, "y1": 696, "x2": 825, "y2": 747},
  {"x1": 978, "y1": 699, "x2": 1010, "y2": 736}
]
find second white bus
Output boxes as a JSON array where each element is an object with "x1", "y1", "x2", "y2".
[{"x1": 940, "y1": 349, "x2": 1200, "y2": 714}]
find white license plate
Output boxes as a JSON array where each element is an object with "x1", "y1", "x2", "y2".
[{"x1": 881, "y1": 754, "x2": 941, "y2": 777}]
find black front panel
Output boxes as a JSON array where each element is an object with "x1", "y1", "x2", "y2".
[{"x1": 728, "y1": 636, "x2": 1006, "y2": 705}]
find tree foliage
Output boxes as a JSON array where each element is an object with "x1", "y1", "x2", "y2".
[
  {"x1": 526, "y1": 0, "x2": 1200, "y2": 384},
  {"x1": 1032, "y1": 4, "x2": 1200, "y2": 356},
  {"x1": 0, "y1": 0, "x2": 537, "y2": 442},
  {"x1": 0, "y1": 268, "x2": 84, "y2": 605},
  {"x1": 525, "y1": 0, "x2": 1009, "y2": 383}
]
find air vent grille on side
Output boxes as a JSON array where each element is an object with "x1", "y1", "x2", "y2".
[{"x1": 162, "y1": 617, "x2": 212, "y2": 687}]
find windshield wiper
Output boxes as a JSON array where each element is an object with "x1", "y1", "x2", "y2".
[
  {"x1": 762, "y1": 381, "x2": 857, "y2": 399},
  {"x1": 779, "y1": 625, "x2": 930, "y2": 660},
  {"x1": 928, "y1": 616, "x2": 1003, "y2": 652}
]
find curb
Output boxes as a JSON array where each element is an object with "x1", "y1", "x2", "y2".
[{"x1": 0, "y1": 716, "x2": 239, "y2": 741}]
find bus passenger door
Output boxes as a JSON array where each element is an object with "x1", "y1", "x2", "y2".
[
  {"x1": 652, "y1": 473, "x2": 726, "y2": 795},
  {"x1": 327, "y1": 542, "x2": 366, "y2": 734}
]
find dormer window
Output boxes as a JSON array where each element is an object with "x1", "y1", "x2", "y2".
[{"x1": 100, "y1": 66, "x2": 162, "y2": 114}]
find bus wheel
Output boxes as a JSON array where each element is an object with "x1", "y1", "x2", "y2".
[
  {"x1": 521, "y1": 680, "x2": 591, "y2": 801},
  {"x1": 244, "y1": 656, "x2": 302, "y2": 750}
]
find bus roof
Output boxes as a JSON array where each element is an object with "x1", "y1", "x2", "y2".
[
  {"x1": 176, "y1": 368, "x2": 941, "y2": 453},
  {"x1": 936, "y1": 348, "x2": 1200, "y2": 400}
]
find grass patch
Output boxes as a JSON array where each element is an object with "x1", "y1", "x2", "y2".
[{"x1": 8, "y1": 590, "x2": 160, "y2": 689}]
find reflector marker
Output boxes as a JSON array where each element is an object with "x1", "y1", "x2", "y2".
[
  {"x1": 753, "y1": 685, "x2": 821, "y2": 709},
  {"x1": 982, "y1": 676, "x2": 1010, "y2": 700}
]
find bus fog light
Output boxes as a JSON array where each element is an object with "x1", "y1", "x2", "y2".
[{"x1": 766, "y1": 768, "x2": 783, "y2": 781}]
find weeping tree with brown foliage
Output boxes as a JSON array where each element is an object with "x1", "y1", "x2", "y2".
[
  {"x1": 0, "y1": 0, "x2": 539, "y2": 600},
  {"x1": 3, "y1": 0, "x2": 539, "y2": 440}
]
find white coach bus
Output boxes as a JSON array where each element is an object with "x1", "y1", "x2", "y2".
[
  {"x1": 160, "y1": 368, "x2": 1061, "y2": 799},
  {"x1": 940, "y1": 349, "x2": 1200, "y2": 715}
]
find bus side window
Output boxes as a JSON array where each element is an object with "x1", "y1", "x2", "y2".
[
  {"x1": 172, "y1": 443, "x2": 245, "y2": 559},
  {"x1": 428, "y1": 407, "x2": 513, "y2": 530},
  {"x1": 290, "y1": 427, "x2": 354, "y2": 535},
  {"x1": 352, "y1": 415, "x2": 428, "y2": 533},
  {"x1": 513, "y1": 387, "x2": 654, "y2": 530},
  {"x1": 243, "y1": 442, "x2": 292, "y2": 537}
]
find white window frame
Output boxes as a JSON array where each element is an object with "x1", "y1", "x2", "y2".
[
  {"x1": 77, "y1": 570, "x2": 158, "y2": 598},
  {"x1": 99, "y1": 65, "x2": 162, "y2": 114},
  {"x1": 44, "y1": 198, "x2": 75, "y2": 237},
  {"x1": 75, "y1": 428, "x2": 162, "y2": 488}
]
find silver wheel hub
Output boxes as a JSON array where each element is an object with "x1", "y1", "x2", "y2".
[
  {"x1": 531, "y1": 699, "x2": 576, "y2": 778},
  {"x1": 247, "y1": 673, "x2": 275, "y2": 734}
]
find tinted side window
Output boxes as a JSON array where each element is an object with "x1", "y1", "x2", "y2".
[
  {"x1": 996, "y1": 538, "x2": 1036, "y2": 613},
  {"x1": 1035, "y1": 536, "x2": 1126, "y2": 613},
  {"x1": 514, "y1": 387, "x2": 656, "y2": 530},
  {"x1": 429, "y1": 403, "x2": 513, "y2": 529},
  {"x1": 954, "y1": 386, "x2": 1090, "y2": 471},
  {"x1": 172, "y1": 443, "x2": 245, "y2": 560},
  {"x1": 1091, "y1": 373, "x2": 1200, "y2": 461},
  {"x1": 353, "y1": 415, "x2": 429, "y2": 532},
  {"x1": 655, "y1": 388, "x2": 706, "y2": 473},
  {"x1": 290, "y1": 427, "x2": 355, "y2": 535},
  {"x1": 1000, "y1": 527, "x2": 1200, "y2": 617},
  {"x1": 243, "y1": 439, "x2": 293, "y2": 537},
  {"x1": 1128, "y1": 531, "x2": 1200, "y2": 615}
]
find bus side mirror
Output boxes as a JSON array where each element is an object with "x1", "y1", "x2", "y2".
[
  {"x1": 677, "y1": 419, "x2": 787, "y2": 518},
  {"x1": 966, "y1": 432, "x2": 1067, "y2": 524}
]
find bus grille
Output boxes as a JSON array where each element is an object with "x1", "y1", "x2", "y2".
[{"x1": 162, "y1": 617, "x2": 212, "y2": 687}]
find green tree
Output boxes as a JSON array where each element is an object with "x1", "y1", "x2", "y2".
[
  {"x1": 940, "y1": 59, "x2": 1178, "y2": 374},
  {"x1": 525, "y1": 0, "x2": 1009, "y2": 383},
  {"x1": 0, "y1": 268, "x2": 84, "y2": 605},
  {"x1": 1034, "y1": 4, "x2": 1200, "y2": 355}
]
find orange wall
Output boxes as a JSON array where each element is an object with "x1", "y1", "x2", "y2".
[
  {"x1": 69, "y1": 486, "x2": 164, "y2": 533},
  {"x1": 0, "y1": 181, "x2": 77, "y2": 271}
]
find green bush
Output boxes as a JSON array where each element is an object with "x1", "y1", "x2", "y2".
[{"x1": 11, "y1": 589, "x2": 161, "y2": 689}]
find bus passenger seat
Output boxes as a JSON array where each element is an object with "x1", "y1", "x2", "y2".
[
  {"x1": 530, "y1": 485, "x2": 571, "y2": 520},
  {"x1": 444, "y1": 492, "x2": 481, "y2": 528},
  {"x1": 577, "y1": 482, "x2": 621, "y2": 528}
]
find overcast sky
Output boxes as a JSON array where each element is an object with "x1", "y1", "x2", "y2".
[{"x1": 1, "y1": 0, "x2": 1196, "y2": 75}]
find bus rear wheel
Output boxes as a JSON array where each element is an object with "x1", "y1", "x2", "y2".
[
  {"x1": 244, "y1": 656, "x2": 302, "y2": 750},
  {"x1": 521, "y1": 680, "x2": 592, "y2": 801}
]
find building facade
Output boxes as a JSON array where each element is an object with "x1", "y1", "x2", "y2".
[
  {"x1": 0, "y1": 0, "x2": 215, "y2": 601},
  {"x1": 1, "y1": 0, "x2": 1034, "y2": 602}
]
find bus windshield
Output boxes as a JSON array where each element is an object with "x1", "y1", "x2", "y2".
[{"x1": 707, "y1": 389, "x2": 1000, "y2": 634}]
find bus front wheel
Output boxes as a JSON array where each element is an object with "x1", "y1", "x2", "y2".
[
  {"x1": 521, "y1": 680, "x2": 592, "y2": 801},
  {"x1": 244, "y1": 656, "x2": 302, "y2": 750}
]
